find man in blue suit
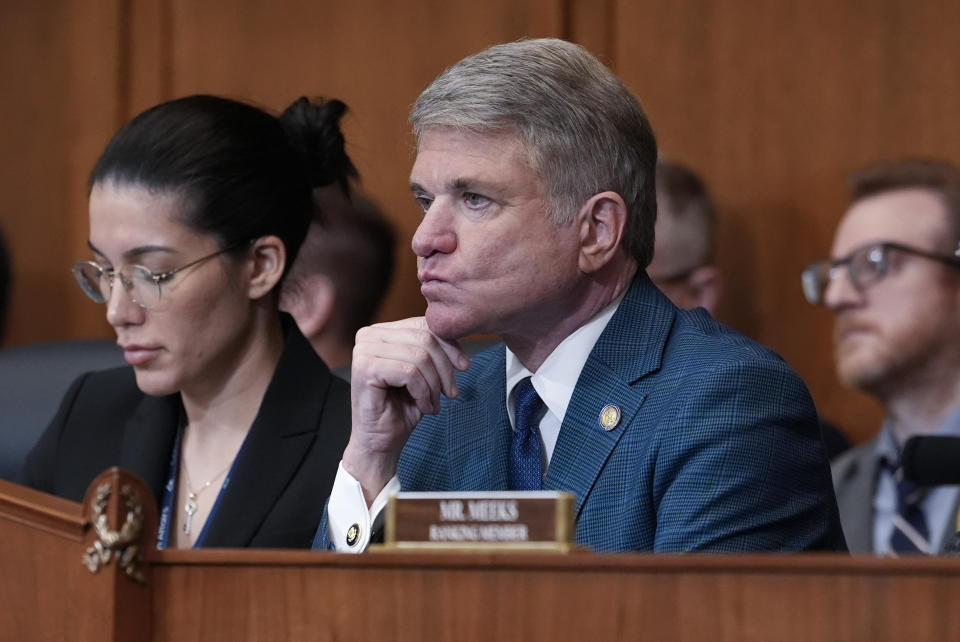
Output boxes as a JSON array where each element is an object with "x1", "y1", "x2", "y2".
[{"x1": 317, "y1": 38, "x2": 845, "y2": 552}]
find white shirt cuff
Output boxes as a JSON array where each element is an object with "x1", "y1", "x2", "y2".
[{"x1": 327, "y1": 461, "x2": 400, "y2": 552}]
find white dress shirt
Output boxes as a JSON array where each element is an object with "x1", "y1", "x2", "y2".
[{"x1": 327, "y1": 294, "x2": 623, "y2": 552}]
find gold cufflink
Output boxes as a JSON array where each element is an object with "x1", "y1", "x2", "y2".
[{"x1": 346, "y1": 523, "x2": 361, "y2": 547}]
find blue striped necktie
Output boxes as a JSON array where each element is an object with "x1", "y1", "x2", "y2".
[
  {"x1": 889, "y1": 464, "x2": 933, "y2": 555},
  {"x1": 509, "y1": 377, "x2": 544, "y2": 490}
]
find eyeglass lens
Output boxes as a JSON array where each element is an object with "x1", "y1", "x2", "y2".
[
  {"x1": 802, "y1": 245, "x2": 891, "y2": 305},
  {"x1": 72, "y1": 262, "x2": 162, "y2": 308}
]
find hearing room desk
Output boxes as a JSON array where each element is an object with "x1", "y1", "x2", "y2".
[{"x1": 1, "y1": 470, "x2": 957, "y2": 642}]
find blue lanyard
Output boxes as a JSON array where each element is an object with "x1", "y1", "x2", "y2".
[
  {"x1": 156, "y1": 422, "x2": 242, "y2": 549},
  {"x1": 156, "y1": 425, "x2": 181, "y2": 549}
]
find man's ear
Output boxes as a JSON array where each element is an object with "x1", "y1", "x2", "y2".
[
  {"x1": 281, "y1": 274, "x2": 336, "y2": 342},
  {"x1": 246, "y1": 235, "x2": 286, "y2": 300},
  {"x1": 577, "y1": 191, "x2": 628, "y2": 274}
]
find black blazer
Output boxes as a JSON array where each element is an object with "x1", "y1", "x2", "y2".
[{"x1": 22, "y1": 324, "x2": 351, "y2": 549}]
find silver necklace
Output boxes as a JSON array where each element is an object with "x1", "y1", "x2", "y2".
[{"x1": 181, "y1": 461, "x2": 231, "y2": 535}]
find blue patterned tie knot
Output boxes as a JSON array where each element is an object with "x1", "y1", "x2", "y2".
[{"x1": 509, "y1": 377, "x2": 545, "y2": 491}]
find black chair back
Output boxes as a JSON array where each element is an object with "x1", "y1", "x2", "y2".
[{"x1": 0, "y1": 340, "x2": 125, "y2": 481}]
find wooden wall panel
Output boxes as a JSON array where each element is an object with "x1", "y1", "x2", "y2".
[
  {"x1": 566, "y1": 0, "x2": 616, "y2": 64},
  {"x1": 0, "y1": 0, "x2": 123, "y2": 346},
  {"x1": 613, "y1": 0, "x2": 960, "y2": 441}
]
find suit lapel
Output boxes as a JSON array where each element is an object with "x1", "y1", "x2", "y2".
[
  {"x1": 545, "y1": 359, "x2": 643, "y2": 519},
  {"x1": 834, "y1": 443, "x2": 879, "y2": 552},
  {"x1": 447, "y1": 349, "x2": 512, "y2": 491},
  {"x1": 545, "y1": 273, "x2": 674, "y2": 521},
  {"x1": 201, "y1": 329, "x2": 329, "y2": 547},
  {"x1": 118, "y1": 393, "x2": 180, "y2": 502}
]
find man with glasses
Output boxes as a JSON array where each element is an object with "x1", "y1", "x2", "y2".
[
  {"x1": 801, "y1": 158, "x2": 960, "y2": 555},
  {"x1": 646, "y1": 158, "x2": 722, "y2": 316},
  {"x1": 651, "y1": 159, "x2": 854, "y2": 459}
]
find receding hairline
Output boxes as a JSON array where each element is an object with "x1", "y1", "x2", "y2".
[
  {"x1": 849, "y1": 185, "x2": 956, "y2": 231},
  {"x1": 409, "y1": 125, "x2": 549, "y2": 202},
  {"x1": 412, "y1": 124, "x2": 539, "y2": 169},
  {"x1": 849, "y1": 159, "x2": 960, "y2": 243}
]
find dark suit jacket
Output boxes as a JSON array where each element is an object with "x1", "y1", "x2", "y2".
[
  {"x1": 22, "y1": 324, "x2": 350, "y2": 548},
  {"x1": 391, "y1": 274, "x2": 846, "y2": 552}
]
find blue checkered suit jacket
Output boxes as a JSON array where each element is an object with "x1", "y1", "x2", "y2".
[
  {"x1": 389, "y1": 273, "x2": 846, "y2": 552},
  {"x1": 313, "y1": 274, "x2": 845, "y2": 552}
]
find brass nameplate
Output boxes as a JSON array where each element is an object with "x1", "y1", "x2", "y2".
[{"x1": 382, "y1": 491, "x2": 574, "y2": 551}]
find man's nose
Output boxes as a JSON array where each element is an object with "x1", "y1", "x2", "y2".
[
  {"x1": 411, "y1": 199, "x2": 457, "y2": 258},
  {"x1": 823, "y1": 265, "x2": 861, "y2": 310}
]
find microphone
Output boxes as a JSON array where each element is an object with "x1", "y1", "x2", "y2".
[{"x1": 902, "y1": 436, "x2": 960, "y2": 485}]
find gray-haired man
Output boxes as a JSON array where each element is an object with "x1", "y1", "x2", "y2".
[{"x1": 316, "y1": 38, "x2": 845, "y2": 553}]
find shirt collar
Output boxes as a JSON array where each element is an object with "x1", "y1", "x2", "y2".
[
  {"x1": 504, "y1": 291, "x2": 625, "y2": 425},
  {"x1": 875, "y1": 400, "x2": 960, "y2": 468}
]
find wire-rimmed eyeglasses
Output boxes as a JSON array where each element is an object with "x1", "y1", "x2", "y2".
[
  {"x1": 801, "y1": 241, "x2": 960, "y2": 306},
  {"x1": 72, "y1": 242, "x2": 247, "y2": 309}
]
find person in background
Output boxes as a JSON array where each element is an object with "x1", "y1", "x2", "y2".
[
  {"x1": 22, "y1": 95, "x2": 353, "y2": 549},
  {"x1": 280, "y1": 189, "x2": 396, "y2": 373},
  {"x1": 316, "y1": 38, "x2": 845, "y2": 554},
  {"x1": 646, "y1": 158, "x2": 722, "y2": 316},
  {"x1": 652, "y1": 158, "x2": 850, "y2": 458},
  {"x1": 802, "y1": 158, "x2": 960, "y2": 554}
]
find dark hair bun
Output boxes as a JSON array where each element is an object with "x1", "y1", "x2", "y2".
[
  {"x1": 280, "y1": 97, "x2": 358, "y2": 192},
  {"x1": 89, "y1": 94, "x2": 361, "y2": 277}
]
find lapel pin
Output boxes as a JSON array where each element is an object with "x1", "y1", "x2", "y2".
[{"x1": 599, "y1": 404, "x2": 621, "y2": 431}]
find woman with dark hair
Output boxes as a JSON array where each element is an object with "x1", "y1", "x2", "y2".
[{"x1": 22, "y1": 95, "x2": 354, "y2": 549}]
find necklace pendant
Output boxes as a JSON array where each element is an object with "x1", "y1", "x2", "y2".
[{"x1": 183, "y1": 496, "x2": 198, "y2": 535}]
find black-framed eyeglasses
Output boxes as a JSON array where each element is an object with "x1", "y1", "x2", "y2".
[
  {"x1": 72, "y1": 242, "x2": 248, "y2": 309},
  {"x1": 801, "y1": 241, "x2": 960, "y2": 305}
]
